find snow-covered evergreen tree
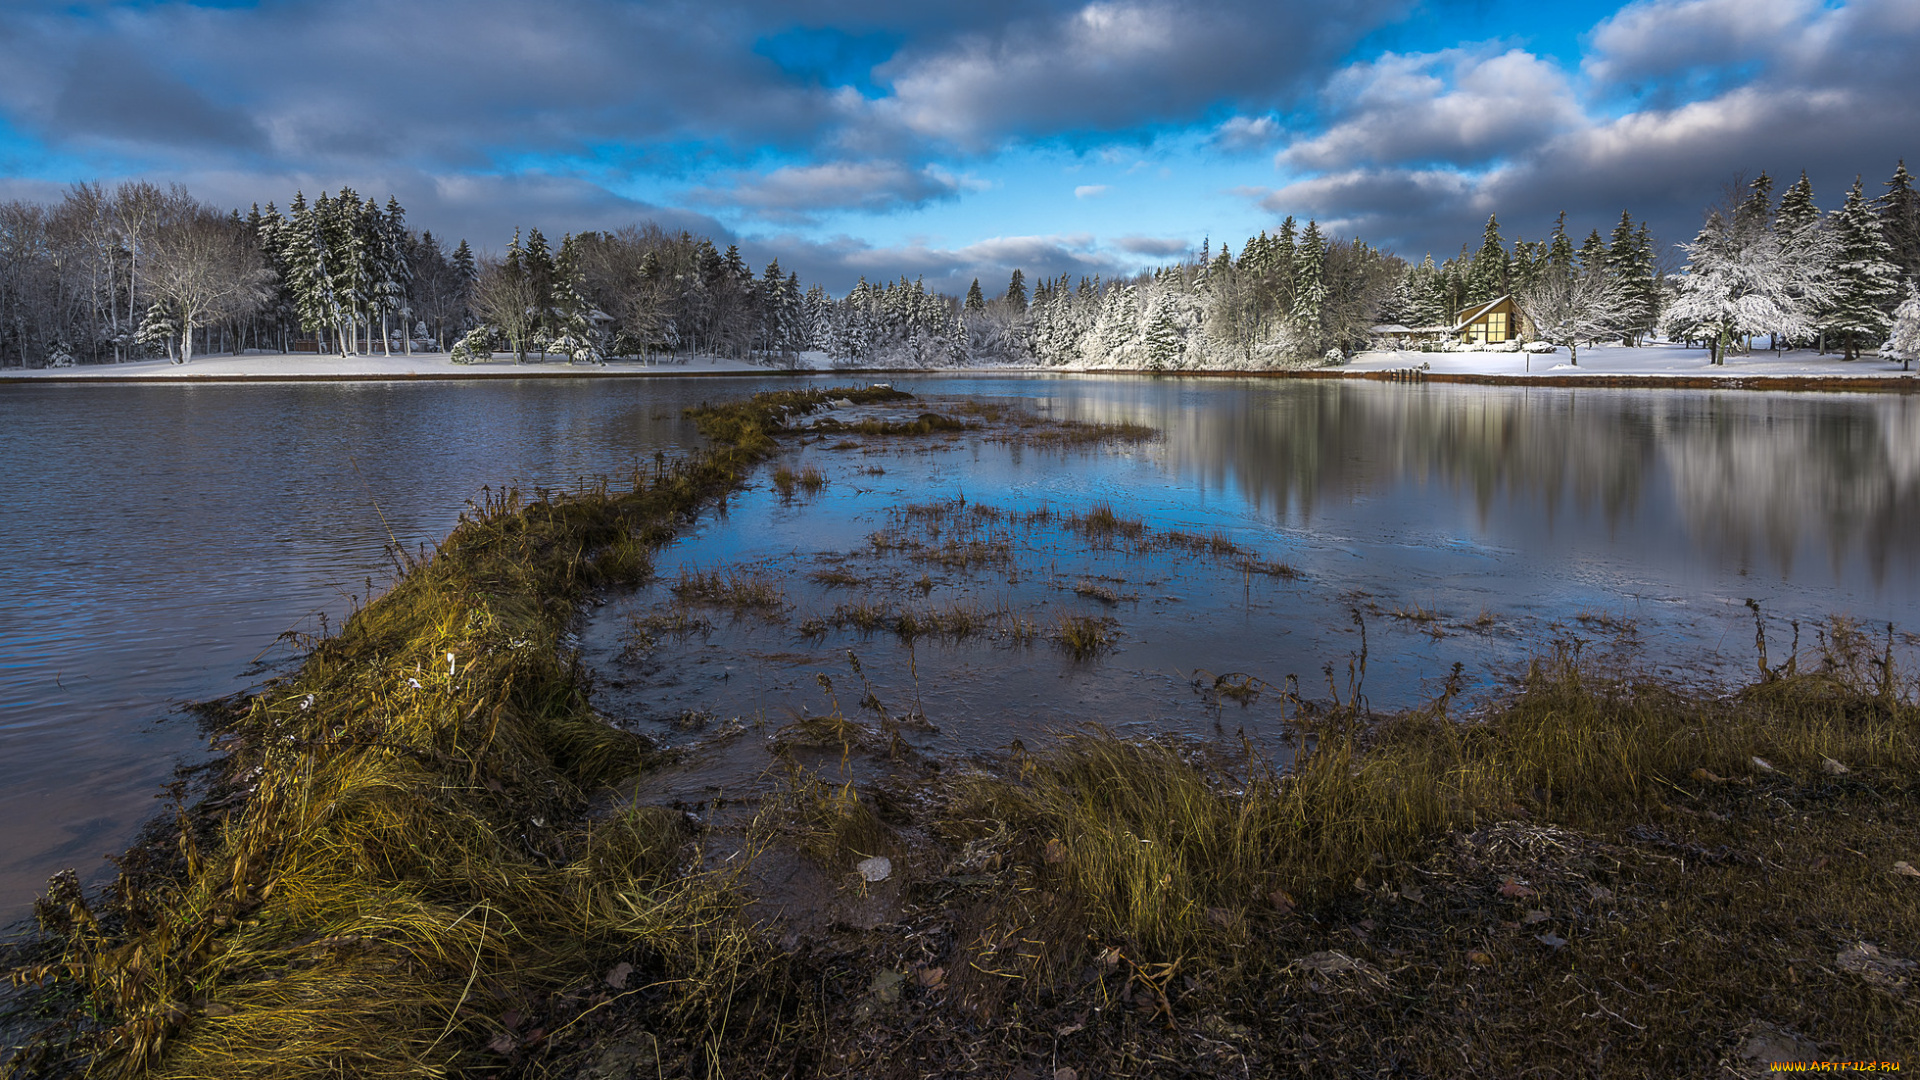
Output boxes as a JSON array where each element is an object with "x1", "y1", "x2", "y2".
[
  {"x1": 1880, "y1": 285, "x2": 1920, "y2": 371},
  {"x1": 1291, "y1": 220, "x2": 1328, "y2": 350},
  {"x1": 1823, "y1": 178, "x2": 1902, "y2": 359},
  {"x1": 1878, "y1": 161, "x2": 1920, "y2": 284},
  {"x1": 547, "y1": 233, "x2": 599, "y2": 364},
  {"x1": 1465, "y1": 215, "x2": 1507, "y2": 302}
]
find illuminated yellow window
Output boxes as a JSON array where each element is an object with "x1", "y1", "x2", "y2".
[{"x1": 1486, "y1": 312, "x2": 1507, "y2": 342}]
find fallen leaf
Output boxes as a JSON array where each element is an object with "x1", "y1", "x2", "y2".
[
  {"x1": 1054, "y1": 1069, "x2": 1080, "y2": 1080},
  {"x1": 500, "y1": 1009, "x2": 521, "y2": 1031},
  {"x1": 1268, "y1": 889, "x2": 1296, "y2": 915},
  {"x1": 201, "y1": 1002, "x2": 235, "y2": 1018},
  {"x1": 1358, "y1": 918, "x2": 1376, "y2": 932},
  {"x1": 1056, "y1": 1022, "x2": 1085, "y2": 1037},
  {"x1": 1043, "y1": 838, "x2": 1068, "y2": 864},
  {"x1": 1810, "y1": 856, "x2": 1831, "y2": 872},
  {"x1": 871, "y1": 969, "x2": 905, "y2": 1004},
  {"x1": 1821, "y1": 756, "x2": 1850, "y2": 775},
  {"x1": 1207, "y1": 906, "x2": 1235, "y2": 928},
  {"x1": 1522, "y1": 909, "x2": 1550, "y2": 925},
  {"x1": 1894, "y1": 861, "x2": 1920, "y2": 878},
  {"x1": 916, "y1": 966, "x2": 946, "y2": 989},
  {"x1": 1537, "y1": 933, "x2": 1568, "y2": 949},
  {"x1": 487, "y1": 1034, "x2": 518, "y2": 1056},
  {"x1": 604, "y1": 961, "x2": 634, "y2": 990},
  {"x1": 1399, "y1": 885, "x2": 1425, "y2": 904},
  {"x1": 1586, "y1": 884, "x2": 1613, "y2": 901},
  {"x1": 1752, "y1": 756, "x2": 1776, "y2": 773},
  {"x1": 1467, "y1": 950, "x2": 1494, "y2": 967},
  {"x1": 1097, "y1": 946, "x2": 1123, "y2": 968},
  {"x1": 1691, "y1": 767, "x2": 1725, "y2": 784},
  {"x1": 1497, "y1": 878, "x2": 1536, "y2": 899}
]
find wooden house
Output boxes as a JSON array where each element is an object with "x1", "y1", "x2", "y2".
[{"x1": 1452, "y1": 296, "x2": 1526, "y2": 345}]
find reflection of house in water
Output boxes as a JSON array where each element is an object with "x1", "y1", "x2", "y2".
[{"x1": 1452, "y1": 296, "x2": 1529, "y2": 345}]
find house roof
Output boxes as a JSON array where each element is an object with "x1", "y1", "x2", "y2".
[{"x1": 1450, "y1": 295, "x2": 1513, "y2": 333}]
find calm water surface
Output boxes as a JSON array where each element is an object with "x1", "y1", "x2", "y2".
[{"x1": 2, "y1": 375, "x2": 1917, "y2": 922}]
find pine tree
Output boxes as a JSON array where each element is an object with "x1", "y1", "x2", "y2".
[
  {"x1": 1774, "y1": 173, "x2": 1830, "y2": 349},
  {"x1": 1823, "y1": 177, "x2": 1902, "y2": 359},
  {"x1": 379, "y1": 196, "x2": 413, "y2": 354},
  {"x1": 1142, "y1": 289, "x2": 1180, "y2": 371},
  {"x1": 549, "y1": 233, "x2": 599, "y2": 364},
  {"x1": 965, "y1": 278, "x2": 985, "y2": 312},
  {"x1": 1882, "y1": 285, "x2": 1920, "y2": 370},
  {"x1": 1465, "y1": 215, "x2": 1507, "y2": 302},
  {"x1": 1005, "y1": 269, "x2": 1027, "y2": 312},
  {"x1": 1576, "y1": 231, "x2": 1607, "y2": 278},
  {"x1": 1878, "y1": 161, "x2": 1920, "y2": 284},
  {"x1": 1291, "y1": 220, "x2": 1328, "y2": 349},
  {"x1": 524, "y1": 228, "x2": 556, "y2": 349},
  {"x1": 1547, "y1": 212, "x2": 1575, "y2": 272},
  {"x1": 1604, "y1": 211, "x2": 1657, "y2": 344},
  {"x1": 283, "y1": 192, "x2": 341, "y2": 356}
]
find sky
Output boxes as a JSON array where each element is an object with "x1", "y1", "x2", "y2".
[{"x1": 0, "y1": 0, "x2": 1916, "y2": 294}]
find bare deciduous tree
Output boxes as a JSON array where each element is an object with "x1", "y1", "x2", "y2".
[{"x1": 144, "y1": 206, "x2": 272, "y2": 364}]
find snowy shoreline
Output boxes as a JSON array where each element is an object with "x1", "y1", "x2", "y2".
[{"x1": 1, "y1": 342, "x2": 1914, "y2": 387}]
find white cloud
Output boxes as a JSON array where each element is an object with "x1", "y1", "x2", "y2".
[
  {"x1": 1278, "y1": 47, "x2": 1582, "y2": 172},
  {"x1": 1212, "y1": 114, "x2": 1281, "y2": 151},
  {"x1": 1074, "y1": 184, "x2": 1110, "y2": 198}
]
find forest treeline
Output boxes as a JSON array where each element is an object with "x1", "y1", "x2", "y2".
[{"x1": 1, "y1": 163, "x2": 1916, "y2": 369}]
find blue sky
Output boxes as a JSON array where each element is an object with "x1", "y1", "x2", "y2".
[{"x1": 1, "y1": 0, "x2": 1915, "y2": 293}]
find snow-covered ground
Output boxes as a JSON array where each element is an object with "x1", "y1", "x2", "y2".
[
  {"x1": 1, "y1": 342, "x2": 1913, "y2": 382},
  {"x1": 1342, "y1": 341, "x2": 1916, "y2": 379},
  {"x1": 0, "y1": 350, "x2": 789, "y2": 379}
]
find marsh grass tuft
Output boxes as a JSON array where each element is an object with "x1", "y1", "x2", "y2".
[
  {"x1": 1053, "y1": 614, "x2": 1117, "y2": 660},
  {"x1": 671, "y1": 566, "x2": 787, "y2": 616}
]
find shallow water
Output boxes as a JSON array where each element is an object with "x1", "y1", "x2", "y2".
[
  {"x1": 582, "y1": 383, "x2": 1920, "y2": 798},
  {"x1": 3, "y1": 374, "x2": 1918, "y2": 922}
]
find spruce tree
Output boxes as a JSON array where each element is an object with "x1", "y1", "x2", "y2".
[
  {"x1": 379, "y1": 196, "x2": 413, "y2": 354},
  {"x1": 1466, "y1": 215, "x2": 1507, "y2": 302},
  {"x1": 1005, "y1": 269, "x2": 1027, "y2": 312},
  {"x1": 1291, "y1": 220, "x2": 1327, "y2": 350},
  {"x1": 1547, "y1": 212, "x2": 1575, "y2": 272},
  {"x1": 1878, "y1": 161, "x2": 1920, "y2": 283},
  {"x1": 965, "y1": 278, "x2": 985, "y2": 312},
  {"x1": 1604, "y1": 211, "x2": 1656, "y2": 344},
  {"x1": 1823, "y1": 177, "x2": 1902, "y2": 359},
  {"x1": 1577, "y1": 230, "x2": 1608, "y2": 278},
  {"x1": 550, "y1": 233, "x2": 598, "y2": 363}
]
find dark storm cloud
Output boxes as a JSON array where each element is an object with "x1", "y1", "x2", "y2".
[
  {"x1": 50, "y1": 44, "x2": 265, "y2": 152},
  {"x1": 684, "y1": 160, "x2": 983, "y2": 224},
  {"x1": 865, "y1": 0, "x2": 1413, "y2": 151}
]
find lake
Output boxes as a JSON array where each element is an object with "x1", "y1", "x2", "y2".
[{"x1": 2, "y1": 374, "x2": 1916, "y2": 922}]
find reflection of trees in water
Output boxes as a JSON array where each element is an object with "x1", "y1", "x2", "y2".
[
  {"x1": 1059, "y1": 383, "x2": 1654, "y2": 529},
  {"x1": 1054, "y1": 382, "x2": 1920, "y2": 580},
  {"x1": 1657, "y1": 395, "x2": 1920, "y2": 582}
]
